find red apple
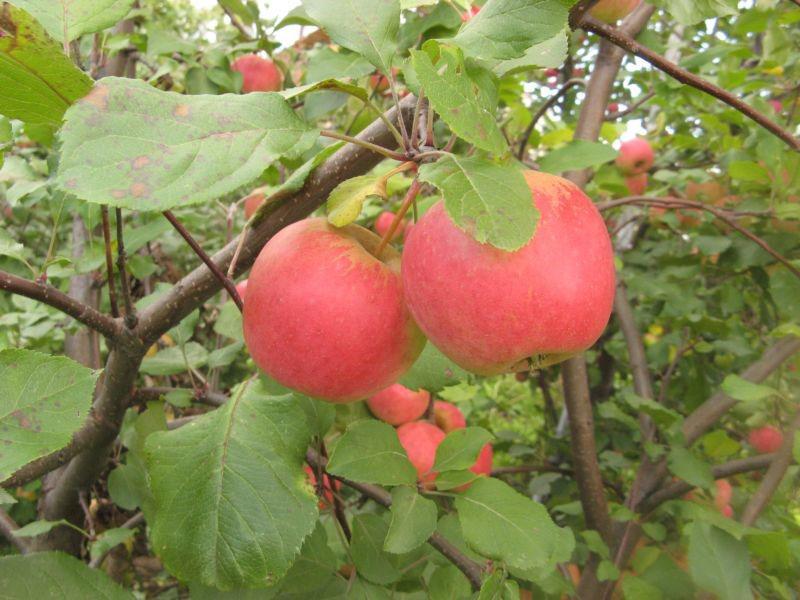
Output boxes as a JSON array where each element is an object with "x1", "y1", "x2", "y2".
[
  {"x1": 243, "y1": 188, "x2": 266, "y2": 219},
  {"x1": 433, "y1": 400, "x2": 466, "y2": 432},
  {"x1": 397, "y1": 421, "x2": 446, "y2": 487},
  {"x1": 401, "y1": 170, "x2": 615, "y2": 375},
  {"x1": 461, "y1": 4, "x2": 481, "y2": 21},
  {"x1": 375, "y1": 211, "x2": 405, "y2": 241},
  {"x1": 544, "y1": 68, "x2": 559, "y2": 78},
  {"x1": 714, "y1": 479, "x2": 732, "y2": 511},
  {"x1": 235, "y1": 279, "x2": 248, "y2": 302},
  {"x1": 304, "y1": 465, "x2": 340, "y2": 509},
  {"x1": 769, "y1": 99, "x2": 782, "y2": 113},
  {"x1": 367, "y1": 383, "x2": 430, "y2": 426},
  {"x1": 625, "y1": 172, "x2": 648, "y2": 195},
  {"x1": 748, "y1": 426, "x2": 783, "y2": 454},
  {"x1": 615, "y1": 137, "x2": 654, "y2": 175},
  {"x1": 721, "y1": 505, "x2": 734, "y2": 518},
  {"x1": 471, "y1": 443, "x2": 493, "y2": 477},
  {"x1": 589, "y1": 0, "x2": 641, "y2": 23},
  {"x1": 243, "y1": 218, "x2": 426, "y2": 402},
  {"x1": 607, "y1": 102, "x2": 620, "y2": 113},
  {"x1": 402, "y1": 222, "x2": 415, "y2": 243},
  {"x1": 231, "y1": 53, "x2": 283, "y2": 93},
  {"x1": 369, "y1": 67, "x2": 400, "y2": 93}
]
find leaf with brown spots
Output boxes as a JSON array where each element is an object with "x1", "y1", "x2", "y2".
[
  {"x1": 9, "y1": 0, "x2": 135, "y2": 43},
  {"x1": 0, "y1": 3, "x2": 93, "y2": 126},
  {"x1": 0, "y1": 348, "x2": 98, "y2": 481},
  {"x1": 55, "y1": 77, "x2": 319, "y2": 210}
]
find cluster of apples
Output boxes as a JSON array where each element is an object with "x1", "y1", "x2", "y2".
[
  {"x1": 615, "y1": 137, "x2": 654, "y2": 196},
  {"x1": 367, "y1": 384, "x2": 492, "y2": 487},
  {"x1": 240, "y1": 170, "x2": 616, "y2": 404}
]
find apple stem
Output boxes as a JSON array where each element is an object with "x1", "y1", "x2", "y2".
[
  {"x1": 320, "y1": 130, "x2": 406, "y2": 161},
  {"x1": 375, "y1": 178, "x2": 422, "y2": 258}
]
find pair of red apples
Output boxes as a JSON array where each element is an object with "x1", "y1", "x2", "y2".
[{"x1": 241, "y1": 170, "x2": 616, "y2": 403}]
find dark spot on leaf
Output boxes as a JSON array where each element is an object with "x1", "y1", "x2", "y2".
[
  {"x1": 10, "y1": 410, "x2": 31, "y2": 428},
  {"x1": 65, "y1": 179, "x2": 78, "y2": 189},
  {"x1": 132, "y1": 155, "x2": 151, "y2": 169},
  {"x1": 173, "y1": 104, "x2": 190, "y2": 118},
  {"x1": 83, "y1": 85, "x2": 110, "y2": 110},
  {"x1": 130, "y1": 183, "x2": 150, "y2": 198}
]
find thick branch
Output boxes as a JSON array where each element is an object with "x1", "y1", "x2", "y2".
[
  {"x1": 740, "y1": 410, "x2": 800, "y2": 526},
  {"x1": 136, "y1": 96, "x2": 415, "y2": 345},
  {"x1": 0, "y1": 270, "x2": 121, "y2": 340},
  {"x1": 306, "y1": 449, "x2": 485, "y2": 590},
  {"x1": 581, "y1": 15, "x2": 800, "y2": 151}
]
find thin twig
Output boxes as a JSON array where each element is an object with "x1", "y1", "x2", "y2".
[
  {"x1": 162, "y1": 211, "x2": 243, "y2": 312},
  {"x1": 581, "y1": 15, "x2": 800, "y2": 151},
  {"x1": 517, "y1": 79, "x2": 586, "y2": 160},
  {"x1": 132, "y1": 386, "x2": 228, "y2": 407},
  {"x1": 100, "y1": 206, "x2": 120, "y2": 318},
  {"x1": 218, "y1": 1, "x2": 253, "y2": 40},
  {"x1": 319, "y1": 441, "x2": 351, "y2": 541},
  {"x1": 115, "y1": 208, "x2": 136, "y2": 327},
  {"x1": 320, "y1": 130, "x2": 406, "y2": 161},
  {"x1": 410, "y1": 89, "x2": 425, "y2": 150},
  {"x1": 604, "y1": 90, "x2": 655, "y2": 120},
  {"x1": 0, "y1": 269, "x2": 121, "y2": 339},
  {"x1": 375, "y1": 179, "x2": 422, "y2": 258}
]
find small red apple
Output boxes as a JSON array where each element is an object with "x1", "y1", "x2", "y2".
[
  {"x1": 231, "y1": 53, "x2": 283, "y2": 93},
  {"x1": 369, "y1": 67, "x2": 400, "y2": 93},
  {"x1": 304, "y1": 465, "x2": 340, "y2": 508},
  {"x1": 367, "y1": 383, "x2": 430, "y2": 426},
  {"x1": 433, "y1": 401, "x2": 467, "y2": 432},
  {"x1": 625, "y1": 172, "x2": 648, "y2": 195},
  {"x1": 375, "y1": 211, "x2": 405, "y2": 241},
  {"x1": 243, "y1": 188, "x2": 266, "y2": 219},
  {"x1": 544, "y1": 68, "x2": 559, "y2": 78},
  {"x1": 401, "y1": 170, "x2": 615, "y2": 375},
  {"x1": 589, "y1": 0, "x2": 641, "y2": 23},
  {"x1": 769, "y1": 99, "x2": 782, "y2": 113},
  {"x1": 243, "y1": 218, "x2": 426, "y2": 402},
  {"x1": 615, "y1": 137, "x2": 654, "y2": 175},
  {"x1": 397, "y1": 421, "x2": 446, "y2": 487},
  {"x1": 714, "y1": 479, "x2": 732, "y2": 511},
  {"x1": 607, "y1": 102, "x2": 620, "y2": 113},
  {"x1": 748, "y1": 426, "x2": 783, "y2": 454},
  {"x1": 460, "y1": 4, "x2": 481, "y2": 21},
  {"x1": 721, "y1": 504, "x2": 734, "y2": 518}
]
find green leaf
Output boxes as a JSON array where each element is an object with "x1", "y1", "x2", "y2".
[
  {"x1": 417, "y1": 155, "x2": 537, "y2": 251},
  {"x1": 107, "y1": 457, "x2": 150, "y2": 511},
  {"x1": 13, "y1": 519, "x2": 72, "y2": 538},
  {"x1": 721, "y1": 374, "x2": 778, "y2": 402},
  {"x1": 164, "y1": 388, "x2": 193, "y2": 408},
  {"x1": 400, "y1": 342, "x2": 469, "y2": 392},
  {"x1": 207, "y1": 342, "x2": 244, "y2": 369},
  {"x1": 455, "y1": 478, "x2": 574, "y2": 571},
  {"x1": 538, "y1": 140, "x2": 617, "y2": 174},
  {"x1": 746, "y1": 531, "x2": 792, "y2": 573},
  {"x1": 495, "y1": 31, "x2": 568, "y2": 75},
  {"x1": 275, "y1": 523, "x2": 341, "y2": 595},
  {"x1": 429, "y1": 565, "x2": 472, "y2": 600},
  {"x1": 89, "y1": 527, "x2": 136, "y2": 564},
  {"x1": 452, "y1": 0, "x2": 570, "y2": 62},
  {"x1": 306, "y1": 46, "x2": 375, "y2": 82},
  {"x1": 665, "y1": 0, "x2": 737, "y2": 25},
  {"x1": 435, "y1": 469, "x2": 479, "y2": 491},
  {"x1": 411, "y1": 48, "x2": 506, "y2": 155},
  {"x1": 0, "y1": 4, "x2": 93, "y2": 125},
  {"x1": 478, "y1": 569, "x2": 505, "y2": 599},
  {"x1": 214, "y1": 300, "x2": 244, "y2": 342},
  {"x1": 434, "y1": 427, "x2": 492, "y2": 472},
  {"x1": 351, "y1": 514, "x2": 402, "y2": 585},
  {"x1": 0, "y1": 552, "x2": 132, "y2": 599},
  {"x1": 0, "y1": 488, "x2": 16, "y2": 506},
  {"x1": 327, "y1": 420, "x2": 417, "y2": 486},
  {"x1": 10, "y1": 0, "x2": 135, "y2": 43},
  {"x1": 140, "y1": 342, "x2": 208, "y2": 376},
  {"x1": 280, "y1": 78, "x2": 369, "y2": 102},
  {"x1": 621, "y1": 576, "x2": 664, "y2": 599},
  {"x1": 0, "y1": 349, "x2": 98, "y2": 482},
  {"x1": 728, "y1": 160, "x2": 769, "y2": 183},
  {"x1": 597, "y1": 559, "x2": 620, "y2": 582},
  {"x1": 667, "y1": 448, "x2": 713, "y2": 489},
  {"x1": 56, "y1": 77, "x2": 317, "y2": 211},
  {"x1": 326, "y1": 175, "x2": 387, "y2": 227},
  {"x1": 622, "y1": 390, "x2": 682, "y2": 429},
  {"x1": 302, "y1": 0, "x2": 399, "y2": 74},
  {"x1": 144, "y1": 380, "x2": 317, "y2": 590},
  {"x1": 384, "y1": 487, "x2": 438, "y2": 554},
  {"x1": 295, "y1": 394, "x2": 336, "y2": 438},
  {"x1": 688, "y1": 522, "x2": 752, "y2": 600}
]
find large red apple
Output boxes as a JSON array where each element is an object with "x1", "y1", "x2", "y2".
[
  {"x1": 375, "y1": 211, "x2": 405, "y2": 241},
  {"x1": 401, "y1": 170, "x2": 615, "y2": 375},
  {"x1": 367, "y1": 383, "x2": 430, "y2": 426},
  {"x1": 231, "y1": 53, "x2": 283, "y2": 93},
  {"x1": 243, "y1": 218, "x2": 426, "y2": 402},
  {"x1": 433, "y1": 400, "x2": 466, "y2": 432},
  {"x1": 589, "y1": 0, "x2": 641, "y2": 23},
  {"x1": 616, "y1": 138, "x2": 654, "y2": 175},
  {"x1": 397, "y1": 421, "x2": 446, "y2": 487},
  {"x1": 748, "y1": 426, "x2": 783, "y2": 454}
]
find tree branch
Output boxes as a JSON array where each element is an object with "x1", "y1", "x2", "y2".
[
  {"x1": 115, "y1": 208, "x2": 136, "y2": 327},
  {"x1": 517, "y1": 78, "x2": 586, "y2": 160},
  {"x1": 133, "y1": 386, "x2": 228, "y2": 407},
  {"x1": 100, "y1": 206, "x2": 120, "y2": 319},
  {"x1": 0, "y1": 508, "x2": 29, "y2": 554},
  {"x1": 740, "y1": 409, "x2": 800, "y2": 526},
  {"x1": 568, "y1": 0, "x2": 601, "y2": 29},
  {"x1": 0, "y1": 270, "x2": 121, "y2": 340},
  {"x1": 604, "y1": 90, "x2": 655, "y2": 121},
  {"x1": 305, "y1": 448, "x2": 485, "y2": 590},
  {"x1": 581, "y1": 15, "x2": 800, "y2": 152}
]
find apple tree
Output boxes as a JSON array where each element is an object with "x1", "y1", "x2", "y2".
[{"x1": 0, "y1": 0, "x2": 799, "y2": 598}]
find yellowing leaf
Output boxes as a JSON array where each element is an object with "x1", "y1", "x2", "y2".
[{"x1": 326, "y1": 175, "x2": 387, "y2": 227}]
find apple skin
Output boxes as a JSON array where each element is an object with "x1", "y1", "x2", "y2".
[
  {"x1": 748, "y1": 426, "x2": 783, "y2": 454},
  {"x1": 714, "y1": 479, "x2": 732, "y2": 511},
  {"x1": 235, "y1": 279, "x2": 248, "y2": 302},
  {"x1": 769, "y1": 99, "x2": 783, "y2": 113},
  {"x1": 721, "y1": 505, "x2": 734, "y2": 518},
  {"x1": 460, "y1": 4, "x2": 481, "y2": 22},
  {"x1": 367, "y1": 383, "x2": 430, "y2": 426},
  {"x1": 401, "y1": 170, "x2": 615, "y2": 375},
  {"x1": 375, "y1": 211, "x2": 405, "y2": 241},
  {"x1": 589, "y1": 0, "x2": 641, "y2": 23},
  {"x1": 471, "y1": 443, "x2": 493, "y2": 477},
  {"x1": 397, "y1": 421, "x2": 446, "y2": 487},
  {"x1": 243, "y1": 188, "x2": 266, "y2": 219},
  {"x1": 544, "y1": 68, "x2": 559, "y2": 78},
  {"x1": 625, "y1": 172, "x2": 648, "y2": 196},
  {"x1": 231, "y1": 54, "x2": 283, "y2": 93},
  {"x1": 243, "y1": 218, "x2": 426, "y2": 402},
  {"x1": 433, "y1": 401, "x2": 467, "y2": 432},
  {"x1": 615, "y1": 138, "x2": 654, "y2": 175},
  {"x1": 607, "y1": 102, "x2": 619, "y2": 113}
]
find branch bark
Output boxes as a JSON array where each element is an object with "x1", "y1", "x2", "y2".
[{"x1": 581, "y1": 15, "x2": 800, "y2": 151}]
